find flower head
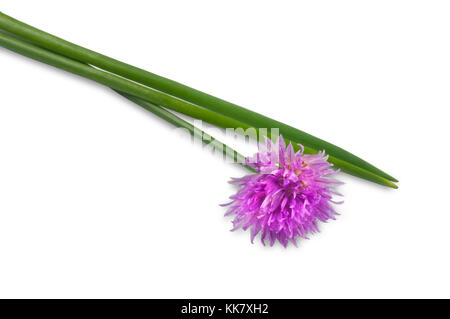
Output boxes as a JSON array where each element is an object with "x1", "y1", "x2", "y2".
[{"x1": 222, "y1": 136, "x2": 342, "y2": 247}]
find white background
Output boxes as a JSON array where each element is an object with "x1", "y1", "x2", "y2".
[{"x1": 0, "y1": 1, "x2": 449, "y2": 298}]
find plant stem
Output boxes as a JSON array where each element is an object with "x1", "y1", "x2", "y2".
[
  {"x1": 0, "y1": 31, "x2": 397, "y2": 188},
  {"x1": 0, "y1": 11, "x2": 397, "y2": 183},
  {"x1": 115, "y1": 90, "x2": 255, "y2": 172}
]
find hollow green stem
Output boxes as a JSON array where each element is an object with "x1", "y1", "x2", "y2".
[
  {"x1": 0, "y1": 11, "x2": 397, "y2": 183},
  {"x1": 0, "y1": 31, "x2": 397, "y2": 188}
]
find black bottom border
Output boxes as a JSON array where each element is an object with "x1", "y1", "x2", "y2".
[{"x1": 1, "y1": 299, "x2": 449, "y2": 317}]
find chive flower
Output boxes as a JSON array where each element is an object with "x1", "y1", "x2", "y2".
[{"x1": 223, "y1": 136, "x2": 343, "y2": 247}]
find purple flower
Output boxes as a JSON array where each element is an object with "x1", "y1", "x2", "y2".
[{"x1": 222, "y1": 136, "x2": 343, "y2": 247}]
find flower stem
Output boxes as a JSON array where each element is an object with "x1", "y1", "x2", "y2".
[
  {"x1": 0, "y1": 11, "x2": 398, "y2": 183},
  {"x1": 115, "y1": 90, "x2": 256, "y2": 172},
  {"x1": 0, "y1": 31, "x2": 397, "y2": 188}
]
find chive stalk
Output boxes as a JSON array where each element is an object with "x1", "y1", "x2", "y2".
[
  {"x1": 0, "y1": 12, "x2": 397, "y2": 183},
  {"x1": 0, "y1": 31, "x2": 397, "y2": 188}
]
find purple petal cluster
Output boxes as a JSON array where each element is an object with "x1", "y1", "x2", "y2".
[{"x1": 223, "y1": 136, "x2": 342, "y2": 247}]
